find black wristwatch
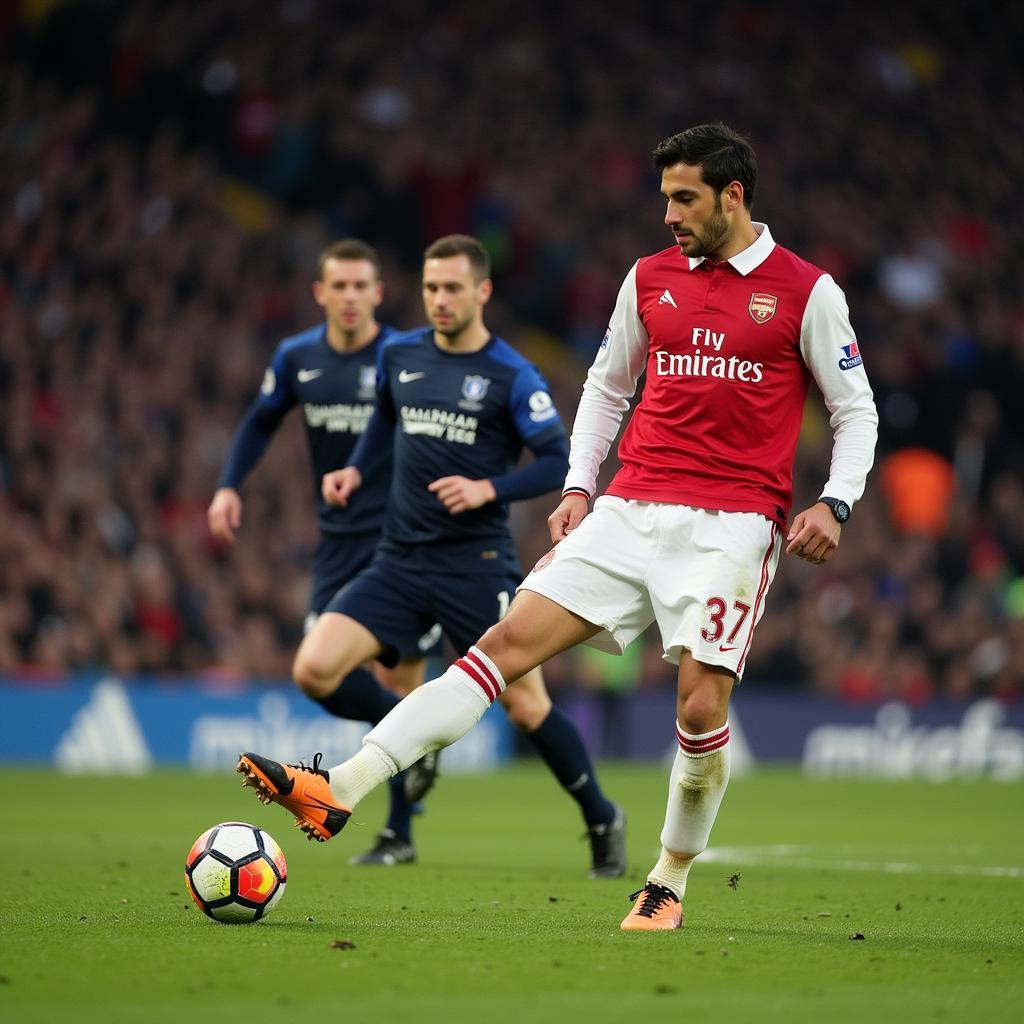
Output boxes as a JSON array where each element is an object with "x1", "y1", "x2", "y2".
[{"x1": 819, "y1": 496, "x2": 851, "y2": 524}]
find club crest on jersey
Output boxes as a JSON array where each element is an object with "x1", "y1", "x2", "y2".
[
  {"x1": 838, "y1": 341, "x2": 864, "y2": 370},
  {"x1": 459, "y1": 374, "x2": 490, "y2": 411},
  {"x1": 357, "y1": 364, "x2": 377, "y2": 399},
  {"x1": 748, "y1": 292, "x2": 778, "y2": 323}
]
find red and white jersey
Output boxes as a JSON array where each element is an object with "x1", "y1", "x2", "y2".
[{"x1": 564, "y1": 224, "x2": 878, "y2": 526}]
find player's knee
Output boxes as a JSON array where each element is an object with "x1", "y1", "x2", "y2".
[
  {"x1": 479, "y1": 610, "x2": 534, "y2": 660},
  {"x1": 678, "y1": 687, "x2": 728, "y2": 736},
  {"x1": 500, "y1": 690, "x2": 548, "y2": 731},
  {"x1": 292, "y1": 651, "x2": 338, "y2": 698},
  {"x1": 477, "y1": 618, "x2": 513, "y2": 658}
]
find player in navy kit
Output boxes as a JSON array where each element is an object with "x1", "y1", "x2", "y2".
[
  {"x1": 239, "y1": 235, "x2": 626, "y2": 878},
  {"x1": 208, "y1": 239, "x2": 434, "y2": 866}
]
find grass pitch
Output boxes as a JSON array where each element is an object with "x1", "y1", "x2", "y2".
[{"x1": 2, "y1": 762, "x2": 1021, "y2": 1023}]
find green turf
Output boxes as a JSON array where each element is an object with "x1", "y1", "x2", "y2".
[{"x1": 1, "y1": 763, "x2": 1021, "y2": 1023}]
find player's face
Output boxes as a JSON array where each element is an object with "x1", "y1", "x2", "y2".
[
  {"x1": 313, "y1": 258, "x2": 383, "y2": 334},
  {"x1": 661, "y1": 163, "x2": 736, "y2": 259},
  {"x1": 421, "y1": 255, "x2": 492, "y2": 338}
]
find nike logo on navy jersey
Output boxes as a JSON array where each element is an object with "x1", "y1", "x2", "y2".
[
  {"x1": 297, "y1": 368, "x2": 324, "y2": 382},
  {"x1": 398, "y1": 370, "x2": 426, "y2": 383}
]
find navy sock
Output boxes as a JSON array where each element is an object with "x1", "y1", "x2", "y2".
[
  {"x1": 383, "y1": 775, "x2": 412, "y2": 843},
  {"x1": 312, "y1": 667, "x2": 412, "y2": 844},
  {"x1": 313, "y1": 667, "x2": 400, "y2": 724},
  {"x1": 526, "y1": 707, "x2": 616, "y2": 828}
]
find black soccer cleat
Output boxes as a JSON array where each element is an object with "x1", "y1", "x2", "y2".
[
  {"x1": 403, "y1": 749, "x2": 441, "y2": 803},
  {"x1": 348, "y1": 829, "x2": 416, "y2": 866},
  {"x1": 586, "y1": 804, "x2": 627, "y2": 879}
]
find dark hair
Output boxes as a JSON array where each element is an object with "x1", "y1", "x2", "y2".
[
  {"x1": 317, "y1": 238, "x2": 382, "y2": 279},
  {"x1": 652, "y1": 123, "x2": 757, "y2": 210},
  {"x1": 423, "y1": 234, "x2": 491, "y2": 281}
]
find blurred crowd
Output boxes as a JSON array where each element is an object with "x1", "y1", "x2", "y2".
[{"x1": 2, "y1": 0, "x2": 1023, "y2": 703}]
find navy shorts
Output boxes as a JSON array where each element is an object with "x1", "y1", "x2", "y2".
[
  {"x1": 309, "y1": 531, "x2": 379, "y2": 616},
  {"x1": 325, "y1": 553, "x2": 522, "y2": 667}
]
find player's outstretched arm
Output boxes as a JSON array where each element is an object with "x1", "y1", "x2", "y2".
[
  {"x1": 548, "y1": 491, "x2": 589, "y2": 543},
  {"x1": 322, "y1": 467, "x2": 362, "y2": 507},
  {"x1": 786, "y1": 502, "x2": 840, "y2": 565},
  {"x1": 208, "y1": 487, "x2": 243, "y2": 544}
]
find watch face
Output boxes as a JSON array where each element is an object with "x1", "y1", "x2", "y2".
[{"x1": 835, "y1": 501, "x2": 851, "y2": 523}]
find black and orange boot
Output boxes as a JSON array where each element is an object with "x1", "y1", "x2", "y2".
[{"x1": 236, "y1": 751, "x2": 351, "y2": 842}]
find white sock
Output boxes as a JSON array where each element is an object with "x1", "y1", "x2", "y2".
[
  {"x1": 647, "y1": 849, "x2": 694, "y2": 902},
  {"x1": 650, "y1": 720, "x2": 731, "y2": 901},
  {"x1": 328, "y1": 647, "x2": 505, "y2": 807},
  {"x1": 328, "y1": 743, "x2": 396, "y2": 808}
]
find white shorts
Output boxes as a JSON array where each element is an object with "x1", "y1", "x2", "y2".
[{"x1": 519, "y1": 496, "x2": 781, "y2": 680}]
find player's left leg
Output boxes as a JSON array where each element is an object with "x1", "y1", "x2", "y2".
[
  {"x1": 622, "y1": 656, "x2": 732, "y2": 930},
  {"x1": 499, "y1": 668, "x2": 626, "y2": 878},
  {"x1": 623, "y1": 505, "x2": 779, "y2": 930}
]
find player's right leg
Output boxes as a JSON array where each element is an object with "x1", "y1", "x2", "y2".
[
  {"x1": 235, "y1": 588, "x2": 583, "y2": 842},
  {"x1": 294, "y1": 598, "x2": 430, "y2": 860},
  {"x1": 292, "y1": 612, "x2": 383, "y2": 700},
  {"x1": 294, "y1": 612, "x2": 424, "y2": 856},
  {"x1": 374, "y1": 652, "x2": 444, "y2": 802},
  {"x1": 237, "y1": 751, "x2": 351, "y2": 842},
  {"x1": 324, "y1": 591, "x2": 599, "y2": 812},
  {"x1": 242, "y1": 538, "x2": 390, "y2": 844}
]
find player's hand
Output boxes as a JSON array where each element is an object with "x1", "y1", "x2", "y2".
[
  {"x1": 428, "y1": 476, "x2": 496, "y2": 515},
  {"x1": 786, "y1": 502, "x2": 841, "y2": 565},
  {"x1": 322, "y1": 467, "x2": 362, "y2": 507},
  {"x1": 208, "y1": 487, "x2": 242, "y2": 544},
  {"x1": 548, "y1": 492, "x2": 589, "y2": 543}
]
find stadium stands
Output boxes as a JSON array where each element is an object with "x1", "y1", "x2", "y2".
[{"x1": 1, "y1": 0, "x2": 1021, "y2": 701}]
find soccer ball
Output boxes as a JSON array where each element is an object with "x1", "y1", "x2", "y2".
[{"x1": 185, "y1": 822, "x2": 287, "y2": 924}]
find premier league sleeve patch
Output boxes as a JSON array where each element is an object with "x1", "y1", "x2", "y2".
[
  {"x1": 528, "y1": 390, "x2": 558, "y2": 423},
  {"x1": 838, "y1": 341, "x2": 864, "y2": 370}
]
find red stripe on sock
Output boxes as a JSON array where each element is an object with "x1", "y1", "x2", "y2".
[
  {"x1": 455, "y1": 657, "x2": 497, "y2": 702},
  {"x1": 464, "y1": 649, "x2": 503, "y2": 696},
  {"x1": 676, "y1": 724, "x2": 730, "y2": 755}
]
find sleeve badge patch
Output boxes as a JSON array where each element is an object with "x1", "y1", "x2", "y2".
[{"x1": 838, "y1": 341, "x2": 863, "y2": 370}]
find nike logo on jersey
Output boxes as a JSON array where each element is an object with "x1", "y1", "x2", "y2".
[
  {"x1": 398, "y1": 370, "x2": 426, "y2": 383},
  {"x1": 658, "y1": 289, "x2": 677, "y2": 308},
  {"x1": 297, "y1": 368, "x2": 323, "y2": 383}
]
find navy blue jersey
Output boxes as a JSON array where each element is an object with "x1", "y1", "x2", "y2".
[
  {"x1": 218, "y1": 322, "x2": 394, "y2": 535},
  {"x1": 360, "y1": 328, "x2": 566, "y2": 562}
]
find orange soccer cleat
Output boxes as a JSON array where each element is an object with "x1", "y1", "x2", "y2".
[
  {"x1": 620, "y1": 883, "x2": 684, "y2": 931},
  {"x1": 236, "y1": 751, "x2": 351, "y2": 842}
]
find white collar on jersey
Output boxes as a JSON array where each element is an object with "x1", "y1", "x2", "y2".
[{"x1": 687, "y1": 222, "x2": 775, "y2": 276}]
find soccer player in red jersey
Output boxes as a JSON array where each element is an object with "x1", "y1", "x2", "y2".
[{"x1": 239, "y1": 123, "x2": 878, "y2": 931}]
